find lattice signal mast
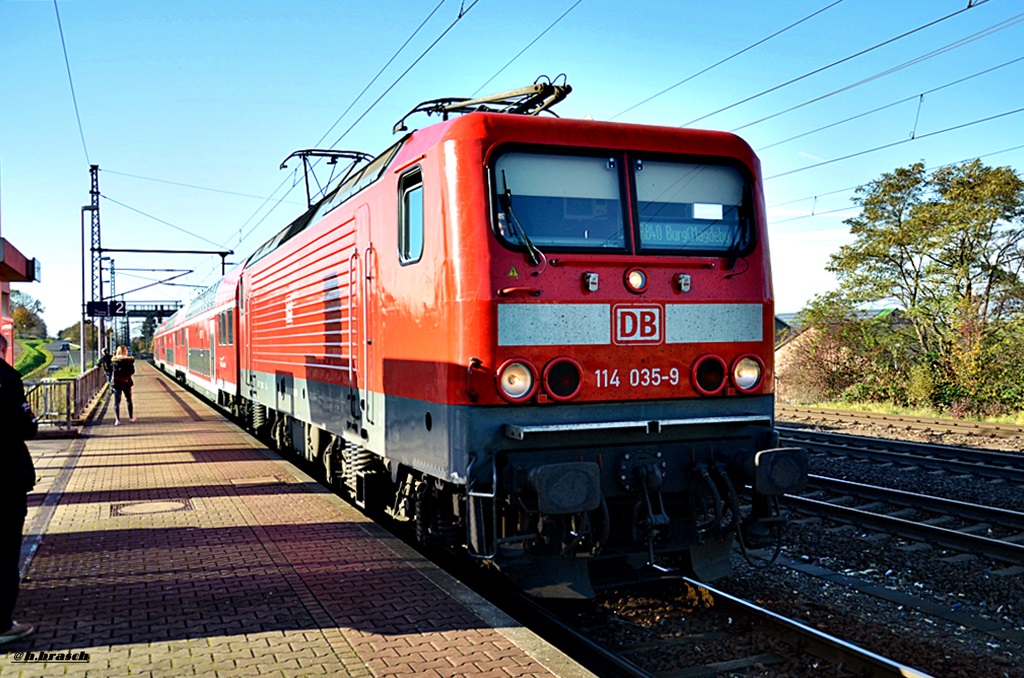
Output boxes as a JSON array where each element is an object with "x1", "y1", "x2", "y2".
[{"x1": 89, "y1": 164, "x2": 102, "y2": 304}]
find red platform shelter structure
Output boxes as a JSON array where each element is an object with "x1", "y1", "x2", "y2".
[{"x1": 0, "y1": 237, "x2": 40, "y2": 364}]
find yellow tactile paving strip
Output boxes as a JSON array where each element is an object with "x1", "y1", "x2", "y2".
[{"x1": 4, "y1": 363, "x2": 592, "y2": 678}]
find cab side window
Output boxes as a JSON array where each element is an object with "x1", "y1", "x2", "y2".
[{"x1": 399, "y1": 169, "x2": 424, "y2": 264}]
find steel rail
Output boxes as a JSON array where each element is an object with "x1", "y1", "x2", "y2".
[
  {"x1": 807, "y1": 474, "x2": 1024, "y2": 531},
  {"x1": 685, "y1": 577, "x2": 933, "y2": 677},
  {"x1": 525, "y1": 576, "x2": 931, "y2": 677},
  {"x1": 785, "y1": 494, "x2": 1024, "y2": 564},
  {"x1": 778, "y1": 428, "x2": 1024, "y2": 483},
  {"x1": 510, "y1": 593, "x2": 655, "y2": 678},
  {"x1": 777, "y1": 405, "x2": 1024, "y2": 439}
]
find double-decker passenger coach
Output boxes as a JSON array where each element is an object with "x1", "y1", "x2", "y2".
[{"x1": 155, "y1": 81, "x2": 807, "y2": 597}]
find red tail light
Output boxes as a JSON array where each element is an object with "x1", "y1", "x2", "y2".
[
  {"x1": 692, "y1": 354, "x2": 727, "y2": 396},
  {"x1": 543, "y1": 358, "x2": 582, "y2": 401}
]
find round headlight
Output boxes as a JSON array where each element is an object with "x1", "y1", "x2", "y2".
[
  {"x1": 497, "y1": 360, "x2": 537, "y2": 401},
  {"x1": 732, "y1": 355, "x2": 763, "y2": 392},
  {"x1": 625, "y1": 267, "x2": 648, "y2": 293},
  {"x1": 692, "y1": 354, "x2": 727, "y2": 396}
]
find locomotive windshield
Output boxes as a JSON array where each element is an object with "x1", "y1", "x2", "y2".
[
  {"x1": 634, "y1": 159, "x2": 750, "y2": 255},
  {"x1": 492, "y1": 151, "x2": 753, "y2": 256},
  {"x1": 494, "y1": 152, "x2": 627, "y2": 252}
]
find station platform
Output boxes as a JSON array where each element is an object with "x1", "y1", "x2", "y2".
[{"x1": 5, "y1": 362, "x2": 593, "y2": 677}]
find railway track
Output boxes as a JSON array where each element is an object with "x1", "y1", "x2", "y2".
[
  {"x1": 779, "y1": 425, "x2": 1024, "y2": 562},
  {"x1": 689, "y1": 578, "x2": 931, "y2": 677},
  {"x1": 416, "y1": 529, "x2": 934, "y2": 676},
  {"x1": 777, "y1": 404, "x2": 1024, "y2": 440},
  {"x1": 787, "y1": 474, "x2": 1024, "y2": 565},
  {"x1": 606, "y1": 411, "x2": 1024, "y2": 674},
  {"x1": 778, "y1": 427, "x2": 1024, "y2": 483},
  {"x1": 533, "y1": 578, "x2": 933, "y2": 677}
]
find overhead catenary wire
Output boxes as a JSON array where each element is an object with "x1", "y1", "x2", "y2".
[
  {"x1": 770, "y1": 183, "x2": 861, "y2": 209},
  {"x1": 229, "y1": 0, "x2": 483, "y2": 263},
  {"x1": 92, "y1": 0, "x2": 459, "y2": 296},
  {"x1": 103, "y1": 169, "x2": 303, "y2": 204},
  {"x1": 101, "y1": 194, "x2": 231, "y2": 250},
  {"x1": 120, "y1": 0, "x2": 459, "y2": 294},
  {"x1": 771, "y1": 152, "x2": 1021, "y2": 225},
  {"x1": 52, "y1": 0, "x2": 90, "y2": 165},
  {"x1": 682, "y1": 0, "x2": 992, "y2": 127},
  {"x1": 233, "y1": 181, "x2": 300, "y2": 248},
  {"x1": 769, "y1": 142, "x2": 1024, "y2": 221},
  {"x1": 756, "y1": 53, "x2": 1024, "y2": 151},
  {"x1": 764, "y1": 105, "x2": 1024, "y2": 180},
  {"x1": 472, "y1": 0, "x2": 586, "y2": 96},
  {"x1": 771, "y1": 204, "x2": 860, "y2": 225},
  {"x1": 188, "y1": 153, "x2": 323, "y2": 291},
  {"x1": 231, "y1": 0, "x2": 1008, "y2": 252},
  {"x1": 312, "y1": 0, "x2": 448, "y2": 149},
  {"x1": 325, "y1": 0, "x2": 483, "y2": 150},
  {"x1": 609, "y1": 0, "x2": 847, "y2": 121},
  {"x1": 739, "y1": 15, "x2": 1024, "y2": 137},
  {"x1": 122, "y1": 2, "x2": 490, "y2": 279}
]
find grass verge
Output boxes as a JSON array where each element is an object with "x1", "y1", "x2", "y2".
[
  {"x1": 791, "y1": 400, "x2": 1024, "y2": 426},
  {"x1": 15, "y1": 339, "x2": 50, "y2": 377}
]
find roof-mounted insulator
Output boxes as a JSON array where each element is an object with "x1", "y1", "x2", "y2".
[{"x1": 393, "y1": 75, "x2": 572, "y2": 134}]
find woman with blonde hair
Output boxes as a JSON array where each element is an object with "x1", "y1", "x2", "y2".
[{"x1": 111, "y1": 345, "x2": 136, "y2": 425}]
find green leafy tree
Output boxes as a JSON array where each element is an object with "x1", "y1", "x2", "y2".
[
  {"x1": 135, "y1": 314, "x2": 157, "y2": 354},
  {"x1": 11, "y1": 290, "x2": 47, "y2": 338},
  {"x1": 827, "y1": 159, "x2": 1024, "y2": 413},
  {"x1": 785, "y1": 292, "x2": 866, "y2": 402},
  {"x1": 11, "y1": 290, "x2": 43, "y2": 315},
  {"x1": 781, "y1": 292, "x2": 913, "y2": 404}
]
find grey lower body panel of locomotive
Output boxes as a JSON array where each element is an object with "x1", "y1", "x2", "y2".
[{"x1": 237, "y1": 368, "x2": 807, "y2": 597}]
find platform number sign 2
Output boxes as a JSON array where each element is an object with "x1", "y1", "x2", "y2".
[{"x1": 86, "y1": 301, "x2": 128, "y2": 317}]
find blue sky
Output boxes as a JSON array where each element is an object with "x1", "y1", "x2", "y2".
[{"x1": 2, "y1": 0, "x2": 1022, "y2": 333}]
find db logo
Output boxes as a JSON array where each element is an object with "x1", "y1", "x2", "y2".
[{"x1": 614, "y1": 305, "x2": 663, "y2": 344}]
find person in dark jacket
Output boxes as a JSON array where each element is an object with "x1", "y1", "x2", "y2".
[
  {"x1": 99, "y1": 348, "x2": 113, "y2": 384},
  {"x1": 0, "y1": 333, "x2": 36, "y2": 644},
  {"x1": 111, "y1": 345, "x2": 136, "y2": 425}
]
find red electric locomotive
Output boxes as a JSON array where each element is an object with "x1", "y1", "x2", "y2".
[{"x1": 155, "y1": 82, "x2": 806, "y2": 597}]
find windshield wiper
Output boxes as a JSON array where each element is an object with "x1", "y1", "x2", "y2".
[
  {"x1": 725, "y1": 186, "x2": 755, "y2": 271},
  {"x1": 499, "y1": 170, "x2": 543, "y2": 267}
]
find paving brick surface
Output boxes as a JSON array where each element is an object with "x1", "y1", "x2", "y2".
[{"x1": 2, "y1": 363, "x2": 592, "y2": 678}]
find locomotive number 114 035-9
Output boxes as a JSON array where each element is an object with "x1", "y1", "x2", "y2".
[{"x1": 594, "y1": 367, "x2": 681, "y2": 389}]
